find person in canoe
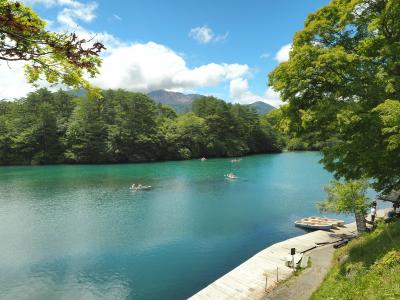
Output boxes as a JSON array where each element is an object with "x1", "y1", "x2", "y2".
[
  {"x1": 130, "y1": 183, "x2": 152, "y2": 191},
  {"x1": 225, "y1": 173, "x2": 238, "y2": 179}
]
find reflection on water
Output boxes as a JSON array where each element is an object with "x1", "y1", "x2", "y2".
[
  {"x1": 2, "y1": 269, "x2": 130, "y2": 300},
  {"x1": 0, "y1": 153, "x2": 362, "y2": 299}
]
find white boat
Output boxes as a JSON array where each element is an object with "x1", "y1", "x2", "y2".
[
  {"x1": 225, "y1": 173, "x2": 238, "y2": 179},
  {"x1": 130, "y1": 184, "x2": 152, "y2": 191},
  {"x1": 294, "y1": 219, "x2": 333, "y2": 230},
  {"x1": 200, "y1": 157, "x2": 207, "y2": 161}
]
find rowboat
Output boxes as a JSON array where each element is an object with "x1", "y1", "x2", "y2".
[
  {"x1": 225, "y1": 173, "x2": 238, "y2": 179},
  {"x1": 130, "y1": 184, "x2": 152, "y2": 191}
]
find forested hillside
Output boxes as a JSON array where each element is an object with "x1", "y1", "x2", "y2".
[
  {"x1": 147, "y1": 90, "x2": 202, "y2": 113},
  {"x1": 147, "y1": 90, "x2": 275, "y2": 115},
  {"x1": 0, "y1": 89, "x2": 281, "y2": 165}
]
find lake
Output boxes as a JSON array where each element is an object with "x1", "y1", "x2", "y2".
[{"x1": 0, "y1": 152, "x2": 358, "y2": 299}]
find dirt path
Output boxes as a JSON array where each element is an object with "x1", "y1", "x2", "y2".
[{"x1": 263, "y1": 245, "x2": 335, "y2": 300}]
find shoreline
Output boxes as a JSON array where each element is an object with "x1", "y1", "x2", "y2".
[
  {"x1": 0, "y1": 151, "x2": 316, "y2": 168},
  {"x1": 189, "y1": 209, "x2": 388, "y2": 300}
]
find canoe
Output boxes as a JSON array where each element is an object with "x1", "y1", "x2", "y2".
[
  {"x1": 130, "y1": 185, "x2": 152, "y2": 191},
  {"x1": 225, "y1": 173, "x2": 238, "y2": 179}
]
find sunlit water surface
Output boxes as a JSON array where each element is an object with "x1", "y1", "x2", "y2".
[{"x1": 0, "y1": 152, "x2": 375, "y2": 299}]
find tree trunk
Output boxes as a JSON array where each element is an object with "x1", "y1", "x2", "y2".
[{"x1": 354, "y1": 210, "x2": 367, "y2": 233}]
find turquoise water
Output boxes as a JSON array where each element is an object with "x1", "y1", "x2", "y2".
[{"x1": 0, "y1": 152, "x2": 356, "y2": 299}]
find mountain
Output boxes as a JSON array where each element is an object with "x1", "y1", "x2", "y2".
[
  {"x1": 246, "y1": 101, "x2": 275, "y2": 115},
  {"x1": 147, "y1": 90, "x2": 203, "y2": 113},
  {"x1": 147, "y1": 90, "x2": 275, "y2": 115}
]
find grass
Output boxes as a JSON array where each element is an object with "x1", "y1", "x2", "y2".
[{"x1": 311, "y1": 219, "x2": 400, "y2": 300}]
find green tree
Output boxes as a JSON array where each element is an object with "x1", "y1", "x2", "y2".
[
  {"x1": 269, "y1": 0, "x2": 400, "y2": 194},
  {"x1": 0, "y1": 0, "x2": 105, "y2": 94},
  {"x1": 65, "y1": 97, "x2": 108, "y2": 163},
  {"x1": 192, "y1": 97, "x2": 237, "y2": 156},
  {"x1": 174, "y1": 112, "x2": 207, "y2": 159},
  {"x1": 318, "y1": 179, "x2": 371, "y2": 233},
  {"x1": 9, "y1": 89, "x2": 65, "y2": 164},
  {"x1": 30, "y1": 102, "x2": 59, "y2": 163},
  {"x1": 0, "y1": 101, "x2": 13, "y2": 164},
  {"x1": 106, "y1": 90, "x2": 160, "y2": 162},
  {"x1": 0, "y1": 89, "x2": 283, "y2": 165},
  {"x1": 262, "y1": 106, "x2": 314, "y2": 151}
]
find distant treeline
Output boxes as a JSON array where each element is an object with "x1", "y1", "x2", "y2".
[{"x1": 0, "y1": 89, "x2": 282, "y2": 165}]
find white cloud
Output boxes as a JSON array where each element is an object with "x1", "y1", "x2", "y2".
[
  {"x1": 229, "y1": 78, "x2": 282, "y2": 107},
  {"x1": 0, "y1": 62, "x2": 35, "y2": 99},
  {"x1": 213, "y1": 32, "x2": 229, "y2": 43},
  {"x1": 113, "y1": 14, "x2": 122, "y2": 21},
  {"x1": 0, "y1": 40, "x2": 251, "y2": 99},
  {"x1": 3, "y1": 2, "x2": 247, "y2": 100},
  {"x1": 274, "y1": 43, "x2": 292, "y2": 63},
  {"x1": 92, "y1": 42, "x2": 249, "y2": 92},
  {"x1": 189, "y1": 26, "x2": 213, "y2": 44},
  {"x1": 23, "y1": 0, "x2": 57, "y2": 7},
  {"x1": 189, "y1": 26, "x2": 228, "y2": 44},
  {"x1": 264, "y1": 87, "x2": 282, "y2": 107},
  {"x1": 230, "y1": 78, "x2": 249, "y2": 100},
  {"x1": 260, "y1": 53, "x2": 270, "y2": 59},
  {"x1": 22, "y1": 0, "x2": 98, "y2": 28},
  {"x1": 57, "y1": 1, "x2": 98, "y2": 27}
]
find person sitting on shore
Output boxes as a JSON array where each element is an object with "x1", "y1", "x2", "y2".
[{"x1": 393, "y1": 202, "x2": 400, "y2": 217}]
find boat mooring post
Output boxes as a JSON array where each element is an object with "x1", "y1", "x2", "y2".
[
  {"x1": 291, "y1": 248, "x2": 296, "y2": 270},
  {"x1": 265, "y1": 274, "x2": 268, "y2": 291}
]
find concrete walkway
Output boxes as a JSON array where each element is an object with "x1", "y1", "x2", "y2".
[
  {"x1": 263, "y1": 244, "x2": 335, "y2": 300},
  {"x1": 189, "y1": 210, "x2": 389, "y2": 300},
  {"x1": 189, "y1": 224, "x2": 357, "y2": 300}
]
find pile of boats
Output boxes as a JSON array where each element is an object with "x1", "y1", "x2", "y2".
[{"x1": 294, "y1": 216, "x2": 345, "y2": 230}]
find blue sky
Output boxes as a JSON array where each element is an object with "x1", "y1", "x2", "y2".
[{"x1": 2, "y1": 0, "x2": 330, "y2": 105}]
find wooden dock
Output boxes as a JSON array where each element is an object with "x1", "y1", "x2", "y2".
[
  {"x1": 189, "y1": 210, "x2": 388, "y2": 300},
  {"x1": 189, "y1": 223, "x2": 358, "y2": 299}
]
